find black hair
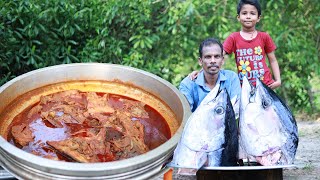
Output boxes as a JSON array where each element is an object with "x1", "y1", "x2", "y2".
[
  {"x1": 237, "y1": 0, "x2": 261, "y2": 17},
  {"x1": 199, "y1": 38, "x2": 223, "y2": 58}
]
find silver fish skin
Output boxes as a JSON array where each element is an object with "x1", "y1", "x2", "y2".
[
  {"x1": 170, "y1": 85, "x2": 238, "y2": 169},
  {"x1": 239, "y1": 76, "x2": 299, "y2": 165}
]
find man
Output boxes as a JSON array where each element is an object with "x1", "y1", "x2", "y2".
[
  {"x1": 179, "y1": 38, "x2": 241, "y2": 113},
  {"x1": 166, "y1": 38, "x2": 241, "y2": 177}
]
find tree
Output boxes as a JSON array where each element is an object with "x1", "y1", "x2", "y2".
[{"x1": 1, "y1": 0, "x2": 319, "y2": 115}]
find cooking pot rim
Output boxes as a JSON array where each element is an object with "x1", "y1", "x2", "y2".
[{"x1": 0, "y1": 63, "x2": 191, "y2": 172}]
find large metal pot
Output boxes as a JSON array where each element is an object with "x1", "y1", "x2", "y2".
[{"x1": 0, "y1": 63, "x2": 191, "y2": 179}]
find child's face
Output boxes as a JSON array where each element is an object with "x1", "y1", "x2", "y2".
[{"x1": 237, "y1": 4, "x2": 260, "y2": 30}]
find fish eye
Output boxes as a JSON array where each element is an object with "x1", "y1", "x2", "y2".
[
  {"x1": 262, "y1": 97, "x2": 272, "y2": 108},
  {"x1": 215, "y1": 106, "x2": 225, "y2": 115}
]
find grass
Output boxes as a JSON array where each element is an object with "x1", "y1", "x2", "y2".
[
  {"x1": 302, "y1": 162, "x2": 315, "y2": 171},
  {"x1": 311, "y1": 76, "x2": 320, "y2": 106},
  {"x1": 298, "y1": 130, "x2": 306, "y2": 137}
]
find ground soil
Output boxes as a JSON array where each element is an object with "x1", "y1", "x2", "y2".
[
  {"x1": 283, "y1": 119, "x2": 320, "y2": 180},
  {"x1": 154, "y1": 119, "x2": 320, "y2": 180}
]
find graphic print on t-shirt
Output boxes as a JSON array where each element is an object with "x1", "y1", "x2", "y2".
[{"x1": 236, "y1": 46, "x2": 265, "y2": 83}]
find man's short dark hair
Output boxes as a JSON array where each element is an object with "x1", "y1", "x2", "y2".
[
  {"x1": 237, "y1": 0, "x2": 261, "y2": 17},
  {"x1": 199, "y1": 38, "x2": 223, "y2": 58}
]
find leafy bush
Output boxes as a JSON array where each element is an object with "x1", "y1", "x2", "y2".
[{"x1": 1, "y1": 0, "x2": 319, "y2": 115}]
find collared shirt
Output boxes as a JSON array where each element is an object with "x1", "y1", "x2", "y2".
[{"x1": 179, "y1": 70, "x2": 241, "y2": 112}]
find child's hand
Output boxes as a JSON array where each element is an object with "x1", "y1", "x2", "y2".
[
  {"x1": 188, "y1": 71, "x2": 199, "y2": 80},
  {"x1": 268, "y1": 80, "x2": 281, "y2": 89}
]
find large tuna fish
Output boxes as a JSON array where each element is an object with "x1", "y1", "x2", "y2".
[
  {"x1": 169, "y1": 85, "x2": 238, "y2": 172},
  {"x1": 239, "y1": 76, "x2": 298, "y2": 165}
]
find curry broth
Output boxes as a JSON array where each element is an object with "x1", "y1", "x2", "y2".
[{"x1": 1, "y1": 80, "x2": 177, "y2": 163}]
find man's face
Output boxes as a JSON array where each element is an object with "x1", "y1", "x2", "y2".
[{"x1": 198, "y1": 44, "x2": 224, "y2": 76}]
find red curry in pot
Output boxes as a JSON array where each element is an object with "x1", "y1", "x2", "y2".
[{"x1": 7, "y1": 89, "x2": 171, "y2": 163}]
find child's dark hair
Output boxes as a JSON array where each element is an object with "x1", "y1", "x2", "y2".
[
  {"x1": 199, "y1": 38, "x2": 223, "y2": 58},
  {"x1": 237, "y1": 0, "x2": 261, "y2": 16}
]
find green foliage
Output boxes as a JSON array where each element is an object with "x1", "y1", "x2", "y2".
[
  {"x1": 0, "y1": 0, "x2": 92, "y2": 76},
  {"x1": 0, "y1": 0, "x2": 319, "y2": 115},
  {"x1": 261, "y1": 0, "x2": 320, "y2": 114}
]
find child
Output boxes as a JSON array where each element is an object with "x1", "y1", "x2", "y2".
[{"x1": 190, "y1": 0, "x2": 281, "y2": 89}]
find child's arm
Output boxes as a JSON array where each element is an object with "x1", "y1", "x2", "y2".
[
  {"x1": 267, "y1": 51, "x2": 281, "y2": 89},
  {"x1": 188, "y1": 69, "x2": 202, "y2": 80}
]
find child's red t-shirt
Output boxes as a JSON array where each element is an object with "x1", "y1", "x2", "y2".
[{"x1": 223, "y1": 31, "x2": 277, "y2": 86}]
